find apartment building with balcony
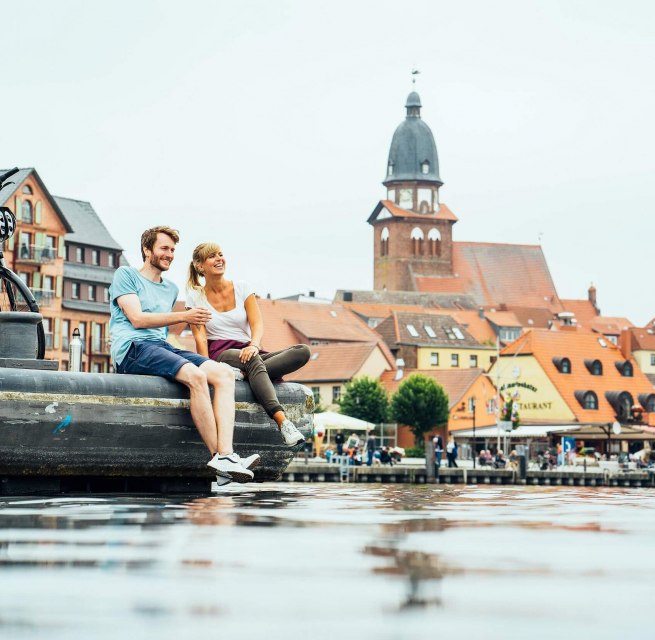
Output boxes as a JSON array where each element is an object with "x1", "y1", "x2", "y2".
[
  {"x1": 0, "y1": 169, "x2": 72, "y2": 357},
  {"x1": 55, "y1": 196, "x2": 123, "y2": 372},
  {"x1": 0, "y1": 168, "x2": 123, "y2": 371}
]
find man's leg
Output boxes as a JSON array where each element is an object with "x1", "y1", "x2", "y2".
[{"x1": 175, "y1": 362, "x2": 220, "y2": 454}]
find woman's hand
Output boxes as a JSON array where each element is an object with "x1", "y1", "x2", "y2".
[{"x1": 239, "y1": 344, "x2": 259, "y2": 363}]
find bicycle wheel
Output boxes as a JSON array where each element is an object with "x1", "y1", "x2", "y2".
[{"x1": 0, "y1": 269, "x2": 46, "y2": 359}]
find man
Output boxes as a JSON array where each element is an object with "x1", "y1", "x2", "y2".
[
  {"x1": 109, "y1": 226, "x2": 257, "y2": 483},
  {"x1": 335, "y1": 430, "x2": 345, "y2": 456},
  {"x1": 365, "y1": 429, "x2": 376, "y2": 467}
]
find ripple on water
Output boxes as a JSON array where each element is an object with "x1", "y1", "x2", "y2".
[{"x1": 0, "y1": 484, "x2": 654, "y2": 640}]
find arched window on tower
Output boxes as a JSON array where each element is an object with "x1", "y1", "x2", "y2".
[
  {"x1": 410, "y1": 227, "x2": 424, "y2": 256},
  {"x1": 421, "y1": 160, "x2": 430, "y2": 175},
  {"x1": 428, "y1": 228, "x2": 441, "y2": 256},
  {"x1": 380, "y1": 227, "x2": 390, "y2": 257},
  {"x1": 387, "y1": 161, "x2": 394, "y2": 177}
]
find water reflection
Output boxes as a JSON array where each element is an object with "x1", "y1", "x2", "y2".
[{"x1": 0, "y1": 485, "x2": 654, "y2": 639}]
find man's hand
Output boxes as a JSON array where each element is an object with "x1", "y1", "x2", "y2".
[{"x1": 185, "y1": 307, "x2": 212, "y2": 325}]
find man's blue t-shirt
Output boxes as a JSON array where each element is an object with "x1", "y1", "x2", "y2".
[{"x1": 109, "y1": 266, "x2": 179, "y2": 366}]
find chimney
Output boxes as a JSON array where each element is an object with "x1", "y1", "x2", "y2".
[
  {"x1": 478, "y1": 307, "x2": 485, "y2": 319},
  {"x1": 343, "y1": 291, "x2": 353, "y2": 302},
  {"x1": 309, "y1": 291, "x2": 315, "y2": 298},
  {"x1": 588, "y1": 283, "x2": 597, "y2": 308}
]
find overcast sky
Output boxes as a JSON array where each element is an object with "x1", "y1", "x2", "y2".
[{"x1": 4, "y1": 0, "x2": 654, "y2": 324}]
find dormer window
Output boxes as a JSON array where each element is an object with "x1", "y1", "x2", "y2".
[
  {"x1": 387, "y1": 162, "x2": 394, "y2": 177},
  {"x1": 639, "y1": 393, "x2": 655, "y2": 412},
  {"x1": 584, "y1": 359, "x2": 603, "y2": 375},
  {"x1": 615, "y1": 361, "x2": 633, "y2": 377},
  {"x1": 22, "y1": 185, "x2": 33, "y2": 195},
  {"x1": 552, "y1": 357, "x2": 571, "y2": 374},
  {"x1": 575, "y1": 391, "x2": 598, "y2": 410},
  {"x1": 421, "y1": 160, "x2": 430, "y2": 174}
]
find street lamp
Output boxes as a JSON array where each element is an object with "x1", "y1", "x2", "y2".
[{"x1": 471, "y1": 397, "x2": 476, "y2": 469}]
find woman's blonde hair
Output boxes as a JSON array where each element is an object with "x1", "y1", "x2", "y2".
[{"x1": 187, "y1": 242, "x2": 222, "y2": 291}]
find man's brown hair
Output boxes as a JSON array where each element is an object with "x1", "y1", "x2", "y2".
[{"x1": 140, "y1": 226, "x2": 180, "y2": 261}]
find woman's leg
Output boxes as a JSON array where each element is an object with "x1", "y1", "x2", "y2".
[
  {"x1": 216, "y1": 349, "x2": 284, "y2": 420},
  {"x1": 260, "y1": 344, "x2": 311, "y2": 380}
]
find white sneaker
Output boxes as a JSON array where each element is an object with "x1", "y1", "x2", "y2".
[
  {"x1": 280, "y1": 420, "x2": 305, "y2": 447},
  {"x1": 207, "y1": 453, "x2": 254, "y2": 483},
  {"x1": 236, "y1": 453, "x2": 261, "y2": 471}
]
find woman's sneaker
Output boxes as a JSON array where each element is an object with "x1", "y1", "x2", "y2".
[
  {"x1": 207, "y1": 453, "x2": 254, "y2": 483},
  {"x1": 280, "y1": 420, "x2": 305, "y2": 447}
]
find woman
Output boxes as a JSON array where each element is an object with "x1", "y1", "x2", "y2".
[{"x1": 186, "y1": 242, "x2": 310, "y2": 447}]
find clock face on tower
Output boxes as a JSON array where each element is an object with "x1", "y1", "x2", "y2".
[{"x1": 399, "y1": 189, "x2": 412, "y2": 208}]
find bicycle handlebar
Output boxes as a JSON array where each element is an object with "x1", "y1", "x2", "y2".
[{"x1": 0, "y1": 167, "x2": 19, "y2": 190}]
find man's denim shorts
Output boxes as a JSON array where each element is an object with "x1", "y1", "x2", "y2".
[{"x1": 116, "y1": 340, "x2": 209, "y2": 381}]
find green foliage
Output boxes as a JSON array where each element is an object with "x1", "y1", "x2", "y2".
[
  {"x1": 339, "y1": 376, "x2": 390, "y2": 424},
  {"x1": 390, "y1": 374, "x2": 449, "y2": 446},
  {"x1": 500, "y1": 395, "x2": 520, "y2": 429},
  {"x1": 405, "y1": 446, "x2": 426, "y2": 458}
]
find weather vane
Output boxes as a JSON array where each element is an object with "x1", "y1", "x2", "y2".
[{"x1": 411, "y1": 68, "x2": 420, "y2": 86}]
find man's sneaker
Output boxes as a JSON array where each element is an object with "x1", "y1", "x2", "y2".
[
  {"x1": 236, "y1": 453, "x2": 261, "y2": 471},
  {"x1": 280, "y1": 419, "x2": 305, "y2": 447},
  {"x1": 207, "y1": 453, "x2": 254, "y2": 484}
]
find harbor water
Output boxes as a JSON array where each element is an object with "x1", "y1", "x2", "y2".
[{"x1": 1, "y1": 484, "x2": 654, "y2": 640}]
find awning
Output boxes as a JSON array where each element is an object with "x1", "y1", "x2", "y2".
[
  {"x1": 453, "y1": 425, "x2": 579, "y2": 439},
  {"x1": 313, "y1": 411, "x2": 374, "y2": 432}
]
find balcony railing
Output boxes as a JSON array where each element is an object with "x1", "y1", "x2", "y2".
[
  {"x1": 32, "y1": 288, "x2": 55, "y2": 308},
  {"x1": 16, "y1": 244, "x2": 55, "y2": 264}
]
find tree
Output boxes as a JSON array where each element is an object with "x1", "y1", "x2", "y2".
[
  {"x1": 390, "y1": 374, "x2": 449, "y2": 446},
  {"x1": 338, "y1": 376, "x2": 390, "y2": 424}
]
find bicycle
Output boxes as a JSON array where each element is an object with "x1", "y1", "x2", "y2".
[{"x1": 0, "y1": 167, "x2": 46, "y2": 358}]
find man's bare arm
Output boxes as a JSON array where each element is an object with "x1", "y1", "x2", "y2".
[{"x1": 118, "y1": 293, "x2": 212, "y2": 329}]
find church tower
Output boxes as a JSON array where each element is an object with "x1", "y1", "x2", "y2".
[{"x1": 368, "y1": 91, "x2": 457, "y2": 291}]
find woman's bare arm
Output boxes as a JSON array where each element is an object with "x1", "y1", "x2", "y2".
[{"x1": 244, "y1": 294, "x2": 264, "y2": 348}]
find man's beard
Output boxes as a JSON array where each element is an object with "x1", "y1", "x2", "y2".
[{"x1": 150, "y1": 254, "x2": 171, "y2": 271}]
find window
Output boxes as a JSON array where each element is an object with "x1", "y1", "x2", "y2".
[
  {"x1": 332, "y1": 386, "x2": 341, "y2": 403},
  {"x1": 18, "y1": 272, "x2": 29, "y2": 286},
  {"x1": 486, "y1": 399, "x2": 496, "y2": 415},
  {"x1": 71, "y1": 282, "x2": 80, "y2": 299},
  {"x1": 583, "y1": 392, "x2": 598, "y2": 410},
  {"x1": 467, "y1": 397, "x2": 475, "y2": 412},
  {"x1": 619, "y1": 361, "x2": 633, "y2": 377},
  {"x1": 19, "y1": 232, "x2": 32, "y2": 259},
  {"x1": 451, "y1": 353, "x2": 459, "y2": 367},
  {"x1": 43, "y1": 275, "x2": 54, "y2": 292},
  {"x1": 445, "y1": 327, "x2": 456, "y2": 340},
  {"x1": 78, "y1": 322, "x2": 87, "y2": 352},
  {"x1": 387, "y1": 162, "x2": 393, "y2": 176},
  {"x1": 22, "y1": 185, "x2": 33, "y2": 195},
  {"x1": 499, "y1": 327, "x2": 521, "y2": 342},
  {"x1": 62, "y1": 319, "x2": 70, "y2": 350},
  {"x1": 312, "y1": 387, "x2": 321, "y2": 406},
  {"x1": 421, "y1": 160, "x2": 430, "y2": 174},
  {"x1": 428, "y1": 228, "x2": 441, "y2": 256},
  {"x1": 430, "y1": 352, "x2": 439, "y2": 366},
  {"x1": 452, "y1": 327, "x2": 465, "y2": 340},
  {"x1": 42, "y1": 318, "x2": 52, "y2": 349},
  {"x1": 651, "y1": 354, "x2": 655, "y2": 366},
  {"x1": 469, "y1": 355, "x2": 478, "y2": 368},
  {"x1": 410, "y1": 227, "x2": 424, "y2": 255},
  {"x1": 108, "y1": 253, "x2": 117, "y2": 267},
  {"x1": 88, "y1": 285, "x2": 96, "y2": 301},
  {"x1": 585, "y1": 359, "x2": 603, "y2": 375},
  {"x1": 21, "y1": 200, "x2": 33, "y2": 224},
  {"x1": 424, "y1": 325, "x2": 436, "y2": 338},
  {"x1": 92, "y1": 249, "x2": 100, "y2": 266},
  {"x1": 406, "y1": 324, "x2": 419, "y2": 337},
  {"x1": 104, "y1": 287, "x2": 110, "y2": 303},
  {"x1": 92, "y1": 363, "x2": 102, "y2": 374},
  {"x1": 561, "y1": 358, "x2": 571, "y2": 374},
  {"x1": 75, "y1": 247, "x2": 84, "y2": 263},
  {"x1": 380, "y1": 227, "x2": 389, "y2": 257}
]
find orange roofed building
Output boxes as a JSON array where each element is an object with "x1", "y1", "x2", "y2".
[
  {"x1": 489, "y1": 329, "x2": 655, "y2": 453},
  {"x1": 380, "y1": 368, "x2": 497, "y2": 448}
]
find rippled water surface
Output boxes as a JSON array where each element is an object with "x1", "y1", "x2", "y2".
[{"x1": 1, "y1": 484, "x2": 654, "y2": 639}]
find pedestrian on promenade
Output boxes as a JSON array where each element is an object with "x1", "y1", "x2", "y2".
[
  {"x1": 366, "y1": 429, "x2": 377, "y2": 466},
  {"x1": 433, "y1": 434, "x2": 443, "y2": 470},
  {"x1": 446, "y1": 434, "x2": 458, "y2": 468},
  {"x1": 109, "y1": 226, "x2": 256, "y2": 484},
  {"x1": 186, "y1": 242, "x2": 310, "y2": 448},
  {"x1": 335, "y1": 430, "x2": 345, "y2": 456}
]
